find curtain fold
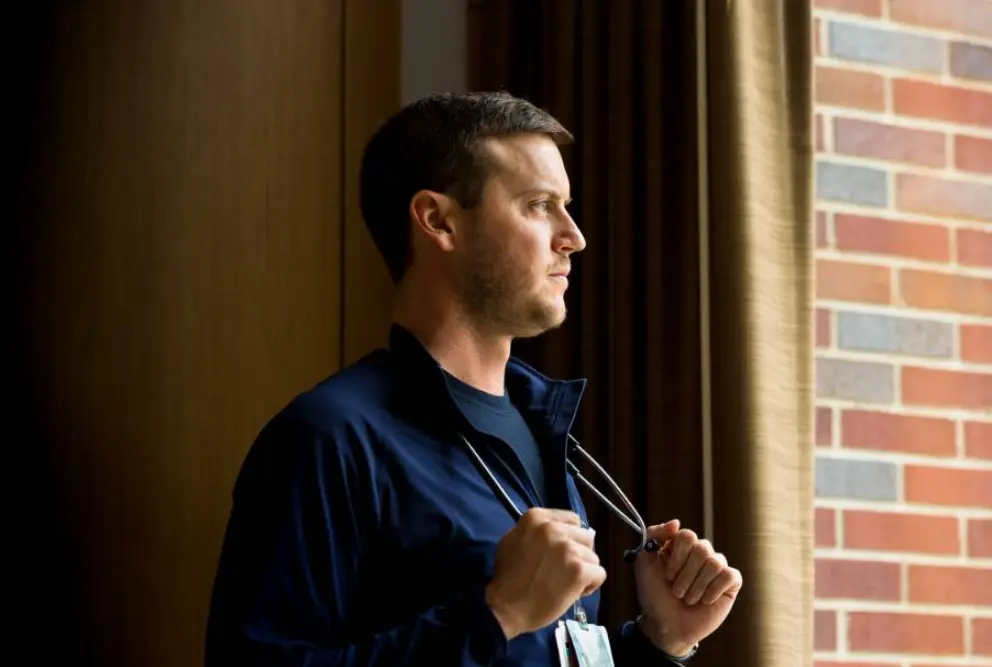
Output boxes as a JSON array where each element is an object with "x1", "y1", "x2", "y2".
[
  {"x1": 469, "y1": 1, "x2": 813, "y2": 664},
  {"x1": 705, "y1": 1, "x2": 815, "y2": 664}
]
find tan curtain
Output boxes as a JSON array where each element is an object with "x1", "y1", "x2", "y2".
[{"x1": 469, "y1": 1, "x2": 814, "y2": 665}]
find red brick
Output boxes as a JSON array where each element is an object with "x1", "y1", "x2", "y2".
[
  {"x1": 969, "y1": 518, "x2": 992, "y2": 557},
  {"x1": 834, "y1": 214, "x2": 950, "y2": 262},
  {"x1": 816, "y1": 211, "x2": 829, "y2": 248},
  {"x1": 816, "y1": 309, "x2": 831, "y2": 348},
  {"x1": 841, "y1": 409, "x2": 956, "y2": 456},
  {"x1": 958, "y1": 228, "x2": 992, "y2": 268},
  {"x1": 965, "y1": 421, "x2": 992, "y2": 460},
  {"x1": 955, "y1": 134, "x2": 992, "y2": 174},
  {"x1": 816, "y1": 507, "x2": 836, "y2": 547},
  {"x1": 909, "y1": 565, "x2": 992, "y2": 606},
  {"x1": 902, "y1": 367, "x2": 992, "y2": 411},
  {"x1": 816, "y1": 558, "x2": 901, "y2": 601},
  {"x1": 849, "y1": 612, "x2": 963, "y2": 654},
  {"x1": 816, "y1": 406, "x2": 833, "y2": 446},
  {"x1": 900, "y1": 269, "x2": 992, "y2": 317},
  {"x1": 815, "y1": 113, "x2": 825, "y2": 151},
  {"x1": 896, "y1": 173, "x2": 992, "y2": 223},
  {"x1": 816, "y1": 66, "x2": 886, "y2": 111},
  {"x1": 894, "y1": 79, "x2": 992, "y2": 128},
  {"x1": 818, "y1": 260, "x2": 891, "y2": 304},
  {"x1": 834, "y1": 118, "x2": 946, "y2": 167},
  {"x1": 815, "y1": 0, "x2": 883, "y2": 15},
  {"x1": 844, "y1": 510, "x2": 959, "y2": 554},
  {"x1": 815, "y1": 609, "x2": 837, "y2": 650},
  {"x1": 905, "y1": 465, "x2": 992, "y2": 508},
  {"x1": 890, "y1": 0, "x2": 992, "y2": 40},
  {"x1": 962, "y1": 324, "x2": 992, "y2": 363},
  {"x1": 976, "y1": 617, "x2": 992, "y2": 654}
]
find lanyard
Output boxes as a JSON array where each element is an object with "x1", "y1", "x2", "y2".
[{"x1": 456, "y1": 433, "x2": 660, "y2": 563}]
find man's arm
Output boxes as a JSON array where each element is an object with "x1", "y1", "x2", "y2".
[{"x1": 204, "y1": 415, "x2": 508, "y2": 667}]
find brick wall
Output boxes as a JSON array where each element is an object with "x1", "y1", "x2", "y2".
[{"x1": 812, "y1": 0, "x2": 991, "y2": 663}]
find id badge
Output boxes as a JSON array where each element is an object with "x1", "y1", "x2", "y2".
[
  {"x1": 554, "y1": 621, "x2": 579, "y2": 667},
  {"x1": 563, "y1": 619, "x2": 615, "y2": 667}
]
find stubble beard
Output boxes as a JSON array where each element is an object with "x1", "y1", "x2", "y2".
[{"x1": 458, "y1": 237, "x2": 565, "y2": 340}]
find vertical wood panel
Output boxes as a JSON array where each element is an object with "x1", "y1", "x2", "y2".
[
  {"x1": 342, "y1": 0, "x2": 401, "y2": 365},
  {"x1": 17, "y1": 2, "x2": 344, "y2": 665}
]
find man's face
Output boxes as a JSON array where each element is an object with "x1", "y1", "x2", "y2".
[{"x1": 454, "y1": 134, "x2": 586, "y2": 338}]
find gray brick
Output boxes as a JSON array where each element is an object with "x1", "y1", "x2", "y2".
[
  {"x1": 816, "y1": 161, "x2": 888, "y2": 207},
  {"x1": 815, "y1": 456, "x2": 899, "y2": 501},
  {"x1": 816, "y1": 357, "x2": 895, "y2": 403},
  {"x1": 837, "y1": 311, "x2": 954, "y2": 358},
  {"x1": 951, "y1": 42, "x2": 992, "y2": 82},
  {"x1": 829, "y1": 22, "x2": 944, "y2": 73}
]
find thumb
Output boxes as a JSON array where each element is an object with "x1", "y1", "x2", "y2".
[{"x1": 646, "y1": 519, "x2": 680, "y2": 541}]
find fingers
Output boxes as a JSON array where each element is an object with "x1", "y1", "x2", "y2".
[
  {"x1": 672, "y1": 539, "x2": 712, "y2": 600},
  {"x1": 558, "y1": 523, "x2": 596, "y2": 550},
  {"x1": 682, "y1": 555, "x2": 723, "y2": 605},
  {"x1": 701, "y1": 566, "x2": 743, "y2": 605},
  {"x1": 533, "y1": 513, "x2": 600, "y2": 596},
  {"x1": 646, "y1": 519, "x2": 680, "y2": 541},
  {"x1": 523, "y1": 507, "x2": 583, "y2": 526},
  {"x1": 663, "y1": 529, "x2": 742, "y2": 606},
  {"x1": 664, "y1": 529, "x2": 698, "y2": 581},
  {"x1": 557, "y1": 529, "x2": 600, "y2": 566},
  {"x1": 577, "y1": 561, "x2": 608, "y2": 597},
  {"x1": 532, "y1": 512, "x2": 599, "y2": 566}
]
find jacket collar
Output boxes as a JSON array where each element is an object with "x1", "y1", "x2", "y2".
[{"x1": 386, "y1": 324, "x2": 586, "y2": 441}]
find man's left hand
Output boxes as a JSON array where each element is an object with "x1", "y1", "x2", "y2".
[{"x1": 632, "y1": 520, "x2": 742, "y2": 657}]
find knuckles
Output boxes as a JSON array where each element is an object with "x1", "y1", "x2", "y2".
[
  {"x1": 702, "y1": 554, "x2": 723, "y2": 571},
  {"x1": 692, "y1": 539, "x2": 713, "y2": 558},
  {"x1": 520, "y1": 508, "x2": 545, "y2": 526},
  {"x1": 537, "y1": 519, "x2": 562, "y2": 544},
  {"x1": 564, "y1": 557, "x2": 586, "y2": 580}
]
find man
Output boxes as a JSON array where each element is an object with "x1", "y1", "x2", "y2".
[{"x1": 205, "y1": 91, "x2": 742, "y2": 666}]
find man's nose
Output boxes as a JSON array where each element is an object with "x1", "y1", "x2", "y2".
[{"x1": 557, "y1": 212, "x2": 586, "y2": 255}]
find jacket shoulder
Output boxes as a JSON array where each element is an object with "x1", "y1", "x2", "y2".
[
  {"x1": 279, "y1": 349, "x2": 394, "y2": 434},
  {"x1": 232, "y1": 351, "x2": 395, "y2": 496}
]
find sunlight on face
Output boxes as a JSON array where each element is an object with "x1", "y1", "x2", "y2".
[{"x1": 456, "y1": 134, "x2": 586, "y2": 338}]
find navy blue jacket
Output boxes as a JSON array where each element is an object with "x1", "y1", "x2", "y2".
[{"x1": 205, "y1": 325, "x2": 669, "y2": 666}]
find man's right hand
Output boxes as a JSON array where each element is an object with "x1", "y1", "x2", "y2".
[{"x1": 484, "y1": 508, "x2": 607, "y2": 641}]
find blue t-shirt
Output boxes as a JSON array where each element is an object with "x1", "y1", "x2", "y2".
[{"x1": 444, "y1": 370, "x2": 548, "y2": 507}]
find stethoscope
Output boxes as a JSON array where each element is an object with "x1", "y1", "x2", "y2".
[{"x1": 457, "y1": 432, "x2": 661, "y2": 563}]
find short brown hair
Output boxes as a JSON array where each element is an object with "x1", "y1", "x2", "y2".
[{"x1": 359, "y1": 91, "x2": 573, "y2": 282}]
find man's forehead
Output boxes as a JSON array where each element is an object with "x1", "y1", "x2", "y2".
[{"x1": 479, "y1": 135, "x2": 568, "y2": 190}]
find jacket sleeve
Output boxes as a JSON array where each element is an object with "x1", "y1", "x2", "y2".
[
  {"x1": 204, "y1": 414, "x2": 509, "y2": 667},
  {"x1": 610, "y1": 620, "x2": 691, "y2": 666}
]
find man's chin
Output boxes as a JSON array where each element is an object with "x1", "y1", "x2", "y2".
[{"x1": 514, "y1": 306, "x2": 567, "y2": 339}]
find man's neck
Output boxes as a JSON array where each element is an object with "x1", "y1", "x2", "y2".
[{"x1": 393, "y1": 282, "x2": 511, "y2": 396}]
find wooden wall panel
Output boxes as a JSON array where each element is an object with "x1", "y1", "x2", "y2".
[
  {"x1": 8, "y1": 1, "x2": 397, "y2": 665},
  {"x1": 342, "y1": 0, "x2": 401, "y2": 365}
]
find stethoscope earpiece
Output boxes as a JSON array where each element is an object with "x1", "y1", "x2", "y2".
[{"x1": 622, "y1": 537, "x2": 660, "y2": 564}]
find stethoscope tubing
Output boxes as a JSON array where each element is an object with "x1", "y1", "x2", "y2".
[{"x1": 457, "y1": 433, "x2": 660, "y2": 562}]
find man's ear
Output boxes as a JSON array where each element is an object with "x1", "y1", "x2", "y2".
[{"x1": 409, "y1": 190, "x2": 458, "y2": 252}]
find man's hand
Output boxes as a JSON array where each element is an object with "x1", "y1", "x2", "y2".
[
  {"x1": 632, "y1": 520, "x2": 742, "y2": 657},
  {"x1": 485, "y1": 508, "x2": 607, "y2": 641}
]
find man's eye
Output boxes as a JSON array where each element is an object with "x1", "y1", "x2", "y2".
[{"x1": 531, "y1": 200, "x2": 550, "y2": 212}]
